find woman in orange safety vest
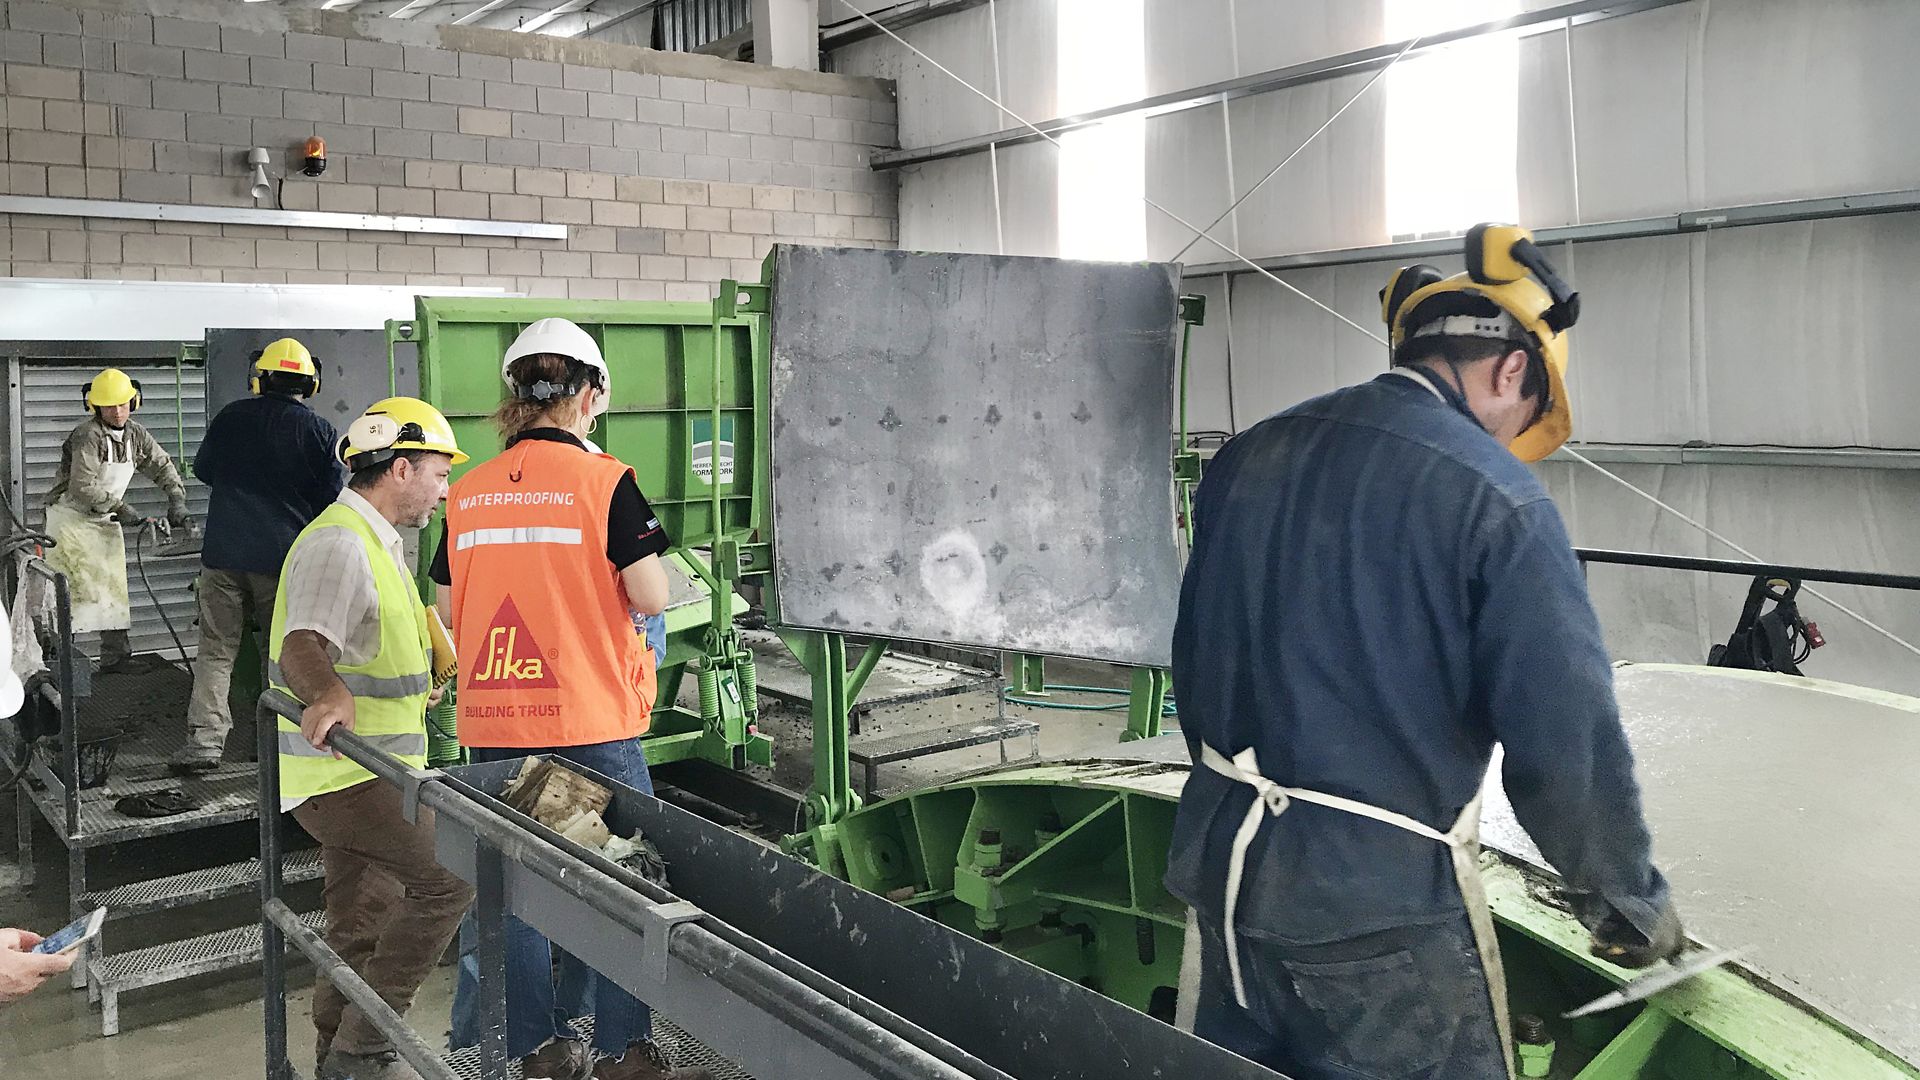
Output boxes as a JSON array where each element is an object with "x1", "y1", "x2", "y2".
[{"x1": 434, "y1": 317, "x2": 704, "y2": 1080}]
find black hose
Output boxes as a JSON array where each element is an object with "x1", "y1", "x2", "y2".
[{"x1": 134, "y1": 522, "x2": 193, "y2": 669}]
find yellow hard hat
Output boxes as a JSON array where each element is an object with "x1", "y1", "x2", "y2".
[
  {"x1": 337, "y1": 396, "x2": 468, "y2": 469},
  {"x1": 83, "y1": 368, "x2": 141, "y2": 411},
  {"x1": 1389, "y1": 224, "x2": 1581, "y2": 462},
  {"x1": 250, "y1": 337, "x2": 321, "y2": 396}
]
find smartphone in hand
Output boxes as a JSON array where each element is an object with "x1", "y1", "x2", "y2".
[{"x1": 31, "y1": 907, "x2": 106, "y2": 955}]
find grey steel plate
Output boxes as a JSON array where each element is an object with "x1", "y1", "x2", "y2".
[
  {"x1": 204, "y1": 327, "x2": 417, "y2": 438},
  {"x1": 740, "y1": 629, "x2": 999, "y2": 715},
  {"x1": 767, "y1": 246, "x2": 1183, "y2": 668},
  {"x1": 1482, "y1": 663, "x2": 1920, "y2": 1066}
]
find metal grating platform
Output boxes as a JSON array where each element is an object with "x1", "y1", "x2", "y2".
[
  {"x1": 21, "y1": 663, "x2": 264, "y2": 847},
  {"x1": 445, "y1": 1015, "x2": 751, "y2": 1080},
  {"x1": 82, "y1": 848, "x2": 323, "y2": 920},
  {"x1": 89, "y1": 910, "x2": 326, "y2": 1037}
]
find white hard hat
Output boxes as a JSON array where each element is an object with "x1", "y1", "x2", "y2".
[
  {"x1": 502, "y1": 318, "x2": 610, "y2": 418},
  {"x1": 1, "y1": 600, "x2": 23, "y2": 718}
]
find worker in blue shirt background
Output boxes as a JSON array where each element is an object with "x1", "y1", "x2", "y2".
[
  {"x1": 172, "y1": 339, "x2": 343, "y2": 773},
  {"x1": 1166, "y1": 225, "x2": 1683, "y2": 1080}
]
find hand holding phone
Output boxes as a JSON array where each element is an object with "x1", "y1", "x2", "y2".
[
  {"x1": 31, "y1": 907, "x2": 106, "y2": 956},
  {"x1": 0, "y1": 925, "x2": 80, "y2": 1005}
]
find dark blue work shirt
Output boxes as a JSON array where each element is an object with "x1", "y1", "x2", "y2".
[
  {"x1": 195, "y1": 394, "x2": 343, "y2": 575},
  {"x1": 1164, "y1": 372, "x2": 1669, "y2": 945}
]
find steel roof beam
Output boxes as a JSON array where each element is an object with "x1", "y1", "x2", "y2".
[
  {"x1": 866, "y1": 0, "x2": 1690, "y2": 171},
  {"x1": 1180, "y1": 188, "x2": 1920, "y2": 278}
]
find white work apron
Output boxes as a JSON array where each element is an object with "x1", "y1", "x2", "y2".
[
  {"x1": 1186, "y1": 744, "x2": 1516, "y2": 1080},
  {"x1": 44, "y1": 448, "x2": 138, "y2": 634}
]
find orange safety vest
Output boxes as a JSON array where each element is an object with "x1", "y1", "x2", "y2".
[{"x1": 444, "y1": 437, "x2": 656, "y2": 748}]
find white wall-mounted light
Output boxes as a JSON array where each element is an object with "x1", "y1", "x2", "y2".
[{"x1": 247, "y1": 147, "x2": 272, "y2": 202}]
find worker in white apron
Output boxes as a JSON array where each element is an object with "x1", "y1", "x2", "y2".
[
  {"x1": 42, "y1": 369, "x2": 192, "y2": 674},
  {"x1": 1164, "y1": 228, "x2": 1683, "y2": 1080}
]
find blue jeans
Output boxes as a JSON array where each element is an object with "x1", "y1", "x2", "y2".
[
  {"x1": 449, "y1": 738, "x2": 655, "y2": 1058},
  {"x1": 1192, "y1": 914, "x2": 1505, "y2": 1080}
]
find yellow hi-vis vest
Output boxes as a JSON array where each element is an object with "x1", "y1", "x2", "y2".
[{"x1": 270, "y1": 501, "x2": 432, "y2": 800}]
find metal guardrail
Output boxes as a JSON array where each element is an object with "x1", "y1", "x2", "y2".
[
  {"x1": 1572, "y1": 548, "x2": 1920, "y2": 592},
  {"x1": 254, "y1": 689, "x2": 997, "y2": 1080},
  {"x1": 16, "y1": 555, "x2": 80, "y2": 846}
]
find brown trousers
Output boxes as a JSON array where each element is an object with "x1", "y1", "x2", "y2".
[
  {"x1": 183, "y1": 569, "x2": 279, "y2": 760},
  {"x1": 293, "y1": 778, "x2": 475, "y2": 1055}
]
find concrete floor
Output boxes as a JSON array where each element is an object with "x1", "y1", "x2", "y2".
[
  {"x1": 0, "y1": 656, "x2": 1164, "y2": 1077},
  {"x1": 0, "y1": 814, "x2": 360, "y2": 1078}
]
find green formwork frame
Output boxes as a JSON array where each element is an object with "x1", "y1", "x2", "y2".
[
  {"x1": 397, "y1": 287, "x2": 895, "y2": 830},
  {"x1": 399, "y1": 290, "x2": 778, "y2": 773},
  {"x1": 396, "y1": 278, "x2": 1203, "y2": 837}
]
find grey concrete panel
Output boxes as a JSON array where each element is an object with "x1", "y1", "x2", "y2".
[
  {"x1": 1481, "y1": 663, "x2": 1920, "y2": 1066},
  {"x1": 769, "y1": 246, "x2": 1183, "y2": 667}
]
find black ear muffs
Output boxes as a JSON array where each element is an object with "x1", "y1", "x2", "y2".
[
  {"x1": 1379, "y1": 264, "x2": 1445, "y2": 332},
  {"x1": 251, "y1": 351, "x2": 322, "y2": 398}
]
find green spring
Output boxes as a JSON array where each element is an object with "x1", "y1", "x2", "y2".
[
  {"x1": 697, "y1": 665, "x2": 720, "y2": 722},
  {"x1": 737, "y1": 654, "x2": 757, "y2": 713},
  {"x1": 427, "y1": 685, "x2": 463, "y2": 767}
]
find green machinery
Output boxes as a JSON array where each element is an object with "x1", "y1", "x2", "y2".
[
  {"x1": 393, "y1": 286, "x2": 967, "y2": 833},
  {"x1": 393, "y1": 281, "x2": 1208, "y2": 844},
  {"x1": 389, "y1": 272, "x2": 1918, "y2": 1078},
  {"x1": 824, "y1": 759, "x2": 1918, "y2": 1080},
  {"x1": 395, "y1": 287, "x2": 772, "y2": 773}
]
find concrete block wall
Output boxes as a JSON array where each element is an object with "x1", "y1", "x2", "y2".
[{"x1": 0, "y1": 0, "x2": 898, "y2": 298}]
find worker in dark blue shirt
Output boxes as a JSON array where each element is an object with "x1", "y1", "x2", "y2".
[
  {"x1": 1166, "y1": 226, "x2": 1683, "y2": 1080},
  {"x1": 172, "y1": 339, "x2": 343, "y2": 772}
]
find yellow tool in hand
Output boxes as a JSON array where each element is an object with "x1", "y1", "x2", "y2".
[{"x1": 426, "y1": 606, "x2": 459, "y2": 688}]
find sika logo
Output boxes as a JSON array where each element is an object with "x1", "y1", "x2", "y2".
[{"x1": 469, "y1": 596, "x2": 558, "y2": 688}]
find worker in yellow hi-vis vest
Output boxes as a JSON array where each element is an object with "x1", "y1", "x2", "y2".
[{"x1": 268, "y1": 397, "x2": 471, "y2": 1080}]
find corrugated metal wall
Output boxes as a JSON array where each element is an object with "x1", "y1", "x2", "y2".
[
  {"x1": 829, "y1": 0, "x2": 1920, "y2": 695},
  {"x1": 12, "y1": 359, "x2": 209, "y2": 659},
  {"x1": 656, "y1": 0, "x2": 753, "y2": 52}
]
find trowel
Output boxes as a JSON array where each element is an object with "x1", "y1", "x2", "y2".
[
  {"x1": 148, "y1": 519, "x2": 204, "y2": 559},
  {"x1": 1563, "y1": 947, "x2": 1744, "y2": 1018}
]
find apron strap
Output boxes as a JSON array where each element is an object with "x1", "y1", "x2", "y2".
[
  {"x1": 1382, "y1": 366, "x2": 1448, "y2": 402},
  {"x1": 1195, "y1": 743, "x2": 1516, "y2": 1079}
]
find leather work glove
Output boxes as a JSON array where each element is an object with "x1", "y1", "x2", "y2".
[
  {"x1": 1589, "y1": 898, "x2": 1685, "y2": 969},
  {"x1": 111, "y1": 503, "x2": 145, "y2": 526}
]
